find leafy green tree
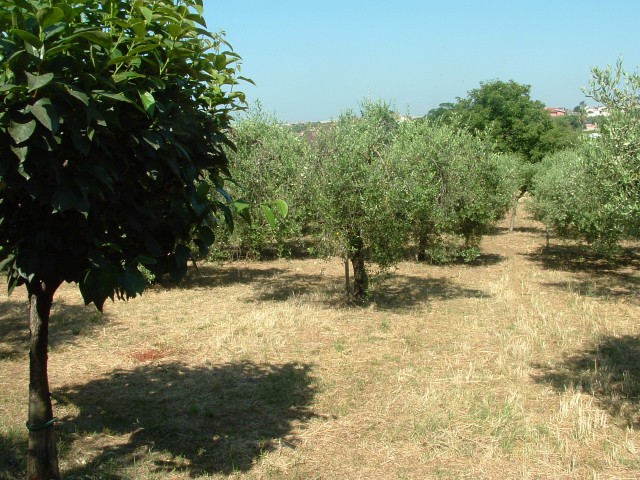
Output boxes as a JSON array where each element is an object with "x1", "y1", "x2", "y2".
[
  {"x1": 583, "y1": 60, "x2": 640, "y2": 244},
  {"x1": 573, "y1": 100, "x2": 588, "y2": 127},
  {"x1": 391, "y1": 120, "x2": 521, "y2": 262},
  {"x1": 438, "y1": 80, "x2": 577, "y2": 163},
  {"x1": 313, "y1": 100, "x2": 407, "y2": 300},
  {"x1": 0, "y1": 1, "x2": 247, "y2": 477},
  {"x1": 530, "y1": 60, "x2": 640, "y2": 253},
  {"x1": 425, "y1": 102, "x2": 455, "y2": 121},
  {"x1": 529, "y1": 149, "x2": 597, "y2": 242},
  {"x1": 213, "y1": 107, "x2": 309, "y2": 259}
]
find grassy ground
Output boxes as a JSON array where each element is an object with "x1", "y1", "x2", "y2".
[{"x1": 1, "y1": 207, "x2": 640, "y2": 479}]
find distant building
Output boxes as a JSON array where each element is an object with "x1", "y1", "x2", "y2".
[
  {"x1": 545, "y1": 107, "x2": 567, "y2": 117},
  {"x1": 585, "y1": 105, "x2": 609, "y2": 117}
]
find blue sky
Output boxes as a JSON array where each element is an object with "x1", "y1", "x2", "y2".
[{"x1": 205, "y1": 1, "x2": 640, "y2": 123}]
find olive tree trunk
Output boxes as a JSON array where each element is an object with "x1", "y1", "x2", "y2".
[
  {"x1": 26, "y1": 278, "x2": 62, "y2": 480},
  {"x1": 343, "y1": 257, "x2": 350, "y2": 294},
  {"x1": 348, "y1": 236, "x2": 368, "y2": 301}
]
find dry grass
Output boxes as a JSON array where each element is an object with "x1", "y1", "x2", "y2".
[{"x1": 2, "y1": 208, "x2": 640, "y2": 479}]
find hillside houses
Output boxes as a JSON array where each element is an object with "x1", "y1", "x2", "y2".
[{"x1": 546, "y1": 104, "x2": 609, "y2": 132}]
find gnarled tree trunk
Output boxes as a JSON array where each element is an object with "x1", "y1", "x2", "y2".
[{"x1": 26, "y1": 278, "x2": 62, "y2": 480}]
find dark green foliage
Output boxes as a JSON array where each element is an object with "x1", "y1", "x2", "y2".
[
  {"x1": 430, "y1": 80, "x2": 578, "y2": 165},
  {"x1": 0, "y1": 0, "x2": 248, "y2": 309}
]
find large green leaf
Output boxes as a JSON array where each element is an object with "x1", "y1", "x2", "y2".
[
  {"x1": 36, "y1": 7, "x2": 65, "y2": 28},
  {"x1": 9, "y1": 145, "x2": 28, "y2": 169},
  {"x1": 119, "y1": 265, "x2": 146, "y2": 298},
  {"x1": 197, "y1": 225, "x2": 215, "y2": 245},
  {"x1": 139, "y1": 91, "x2": 155, "y2": 116},
  {"x1": 9, "y1": 29, "x2": 42, "y2": 48},
  {"x1": 8, "y1": 119, "x2": 36, "y2": 144},
  {"x1": 107, "y1": 55, "x2": 142, "y2": 67},
  {"x1": 26, "y1": 72, "x2": 54, "y2": 92},
  {"x1": 261, "y1": 205, "x2": 276, "y2": 228},
  {"x1": 140, "y1": 6, "x2": 153, "y2": 23},
  {"x1": 272, "y1": 199, "x2": 289, "y2": 218},
  {"x1": 234, "y1": 199, "x2": 250, "y2": 212},
  {"x1": 27, "y1": 98, "x2": 59, "y2": 134},
  {"x1": 63, "y1": 83, "x2": 89, "y2": 106},
  {"x1": 0, "y1": 254, "x2": 15, "y2": 273},
  {"x1": 74, "y1": 30, "x2": 112, "y2": 48},
  {"x1": 112, "y1": 71, "x2": 145, "y2": 83},
  {"x1": 93, "y1": 91, "x2": 133, "y2": 104}
]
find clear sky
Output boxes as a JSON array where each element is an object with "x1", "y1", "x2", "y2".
[{"x1": 204, "y1": 1, "x2": 640, "y2": 123}]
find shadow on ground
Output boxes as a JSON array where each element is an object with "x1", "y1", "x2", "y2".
[
  {"x1": 150, "y1": 262, "x2": 491, "y2": 311},
  {"x1": 53, "y1": 361, "x2": 318, "y2": 478},
  {"x1": 369, "y1": 274, "x2": 489, "y2": 310},
  {"x1": 160, "y1": 265, "x2": 289, "y2": 290},
  {"x1": 410, "y1": 252, "x2": 506, "y2": 268},
  {"x1": 532, "y1": 334, "x2": 640, "y2": 427},
  {"x1": 0, "y1": 297, "x2": 107, "y2": 360},
  {"x1": 244, "y1": 270, "x2": 490, "y2": 310},
  {"x1": 490, "y1": 225, "x2": 546, "y2": 236},
  {"x1": 523, "y1": 244, "x2": 640, "y2": 302},
  {"x1": 0, "y1": 432, "x2": 23, "y2": 480}
]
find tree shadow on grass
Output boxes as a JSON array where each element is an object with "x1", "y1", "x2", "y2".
[
  {"x1": 523, "y1": 244, "x2": 640, "y2": 303},
  {"x1": 370, "y1": 274, "x2": 489, "y2": 310},
  {"x1": 55, "y1": 361, "x2": 318, "y2": 478},
  {"x1": 0, "y1": 297, "x2": 107, "y2": 360},
  {"x1": 525, "y1": 244, "x2": 640, "y2": 273},
  {"x1": 245, "y1": 270, "x2": 490, "y2": 311},
  {"x1": 466, "y1": 253, "x2": 506, "y2": 267},
  {"x1": 411, "y1": 252, "x2": 506, "y2": 268},
  {"x1": 493, "y1": 225, "x2": 546, "y2": 236},
  {"x1": 155, "y1": 264, "x2": 288, "y2": 291},
  {"x1": 0, "y1": 298, "x2": 28, "y2": 360},
  {"x1": 0, "y1": 431, "x2": 24, "y2": 480},
  {"x1": 532, "y1": 335, "x2": 640, "y2": 427}
]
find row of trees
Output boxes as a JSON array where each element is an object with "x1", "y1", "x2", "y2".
[
  {"x1": 215, "y1": 101, "x2": 523, "y2": 299},
  {"x1": 220, "y1": 69, "x2": 640, "y2": 285}
]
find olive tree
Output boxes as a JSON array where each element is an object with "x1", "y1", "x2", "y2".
[
  {"x1": 587, "y1": 60, "x2": 640, "y2": 242},
  {"x1": 530, "y1": 60, "x2": 640, "y2": 253},
  {"x1": 391, "y1": 120, "x2": 522, "y2": 262},
  {"x1": 213, "y1": 107, "x2": 310, "y2": 259},
  {"x1": 312, "y1": 100, "x2": 408, "y2": 300},
  {"x1": 0, "y1": 1, "x2": 247, "y2": 477}
]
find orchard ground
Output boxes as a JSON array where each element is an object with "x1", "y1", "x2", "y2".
[{"x1": 1, "y1": 203, "x2": 640, "y2": 479}]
